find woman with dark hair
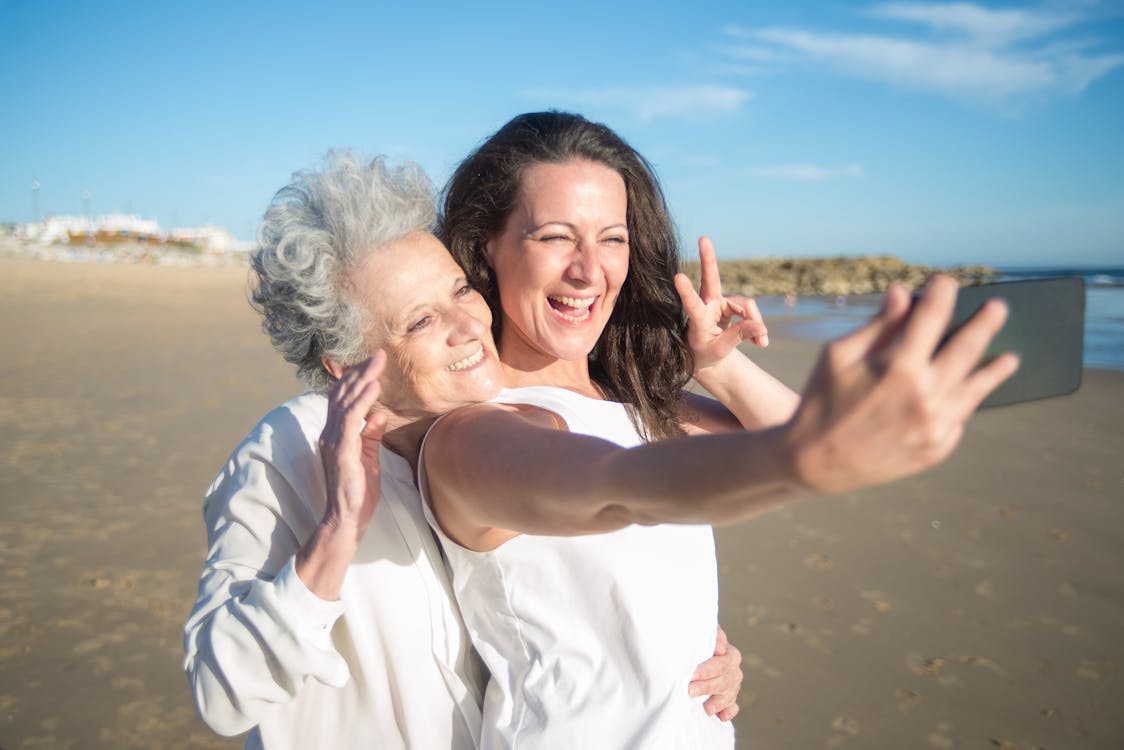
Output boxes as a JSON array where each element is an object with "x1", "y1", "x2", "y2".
[
  {"x1": 440, "y1": 111, "x2": 794, "y2": 442},
  {"x1": 422, "y1": 111, "x2": 1017, "y2": 747}
]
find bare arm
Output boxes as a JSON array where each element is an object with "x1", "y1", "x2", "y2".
[
  {"x1": 425, "y1": 400, "x2": 797, "y2": 549},
  {"x1": 425, "y1": 275, "x2": 1017, "y2": 551}
]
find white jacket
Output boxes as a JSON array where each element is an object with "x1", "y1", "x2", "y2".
[{"x1": 183, "y1": 393, "x2": 483, "y2": 749}]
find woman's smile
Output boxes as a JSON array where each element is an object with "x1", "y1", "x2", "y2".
[
  {"x1": 547, "y1": 294, "x2": 597, "y2": 324},
  {"x1": 447, "y1": 344, "x2": 486, "y2": 372}
]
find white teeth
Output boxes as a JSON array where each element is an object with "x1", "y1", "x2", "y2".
[
  {"x1": 549, "y1": 295, "x2": 595, "y2": 309},
  {"x1": 447, "y1": 345, "x2": 484, "y2": 372},
  {"x1": 548, "y1": 295, "x2": 595, "y2": 323},
  {"x1": 555, "y1": 308, "x2": 591, "y2": 323}
]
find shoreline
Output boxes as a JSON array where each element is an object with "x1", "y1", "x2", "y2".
[{"x1": 7, "y1": 240, "x2": 1117, "y2": 372}]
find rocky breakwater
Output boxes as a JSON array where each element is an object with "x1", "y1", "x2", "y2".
[{"x1": 680, "y1": 255, "x2": 995, "y2": 297}]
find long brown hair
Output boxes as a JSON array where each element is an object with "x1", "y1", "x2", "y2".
[{"x1": 438, "y1": 111, "x2": 692, "y2": 440}]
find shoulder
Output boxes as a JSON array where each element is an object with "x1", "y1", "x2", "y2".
[
  {"x1": 224, "y1": 392, "x2": 328, "y2": 462},
  {"x1": 204, "y1": 392, "x2": 328, "y2": 509},
  {"x1": 257, "y1": 392, "x2": 329, "y2": 442},
  {"x1": 428, "y1": 400, "x2": 564, "y2": 445}
]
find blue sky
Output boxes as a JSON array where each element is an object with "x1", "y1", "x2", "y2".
[{"x1": 2, "y1": 0, "x2": 1121, "y2": 267}]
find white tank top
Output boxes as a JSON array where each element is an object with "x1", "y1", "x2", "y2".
[{"x1": 421, "y1": 386, "x2": 735, "y2": 749}]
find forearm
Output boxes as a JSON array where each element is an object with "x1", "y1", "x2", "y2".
[
  {"x1": 692, "y1": 350, "x2": 799, "y2": 430},
  {"x1": 185, "y1": 462, "x2": 349, "y2": 733},
  {"x1": 430, "y1": 410, "x2": 814, "y2": 538},
  {"x1": 591, "y1": 424, "x2": 807, "y2": 527},
  {"x1": 184, "y1": 558, "x2": 348, "y2": 735},
  {"x1": 295, "y1": 518, "x2": 361, "y2": 601}
]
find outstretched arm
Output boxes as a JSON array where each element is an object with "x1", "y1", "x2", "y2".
[
  {"x1": 425, "y1": 274, "x2": 1017, "y2": 550},
  {"x1": 675, "y1": 236, "x2": 799, "y2": 432}
]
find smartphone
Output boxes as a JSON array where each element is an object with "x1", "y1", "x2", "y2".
[{"x1": 935, "y1": 277, "x2": 1085, "y2": 408}]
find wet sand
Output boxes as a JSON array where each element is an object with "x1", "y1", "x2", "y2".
[{"x1": 1, "y1": 256, "x2": 1121, "y2": 749}]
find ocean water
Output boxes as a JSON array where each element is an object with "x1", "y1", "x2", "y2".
[{"x1": 756, "y1": 267, "x2": 1124, "y2": 371}]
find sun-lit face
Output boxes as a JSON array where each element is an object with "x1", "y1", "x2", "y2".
[
  {"x1": 346, "y1": 232, "x2": 503, "y2": 424},
  {"x1": 484, "y1": 158, "x2": 630, "y2": 370}
]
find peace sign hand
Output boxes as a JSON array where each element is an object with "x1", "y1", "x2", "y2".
[{"x1": 674, "y1": 236, "x2": 769, "y2": 375}]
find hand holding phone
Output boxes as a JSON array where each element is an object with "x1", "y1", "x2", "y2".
[{"x1": 937, "y1": 277, "x2": 1085, "y2": 408}]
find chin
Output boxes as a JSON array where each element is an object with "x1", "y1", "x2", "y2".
[{"x1": 549, "y1": 336, "x2": 603, "y2": 362}]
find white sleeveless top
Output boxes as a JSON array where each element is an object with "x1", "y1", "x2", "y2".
[{"x1": 421, "y1": 386, "x2": 734, "y2": 749}]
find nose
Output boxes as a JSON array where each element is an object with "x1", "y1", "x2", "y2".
[
  {"x1": 566, "y1": 237, "x2": 605, "y2": 287},
  {"x1": 449, "y1": 304, "x2": 487, "y2": 342}
]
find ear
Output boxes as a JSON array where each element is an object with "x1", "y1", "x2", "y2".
[
  {"x1": 321, "y1": 355, "x2": 346, "y2": 381},
  {"x1": 481, "y1": 238, "x2": 496, "y2": 269}
]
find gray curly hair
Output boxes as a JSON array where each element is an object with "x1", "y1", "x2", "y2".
[{"x1": 251, "y1": 150, "x2": 436, "y2": 391}]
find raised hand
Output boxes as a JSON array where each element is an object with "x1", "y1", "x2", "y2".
[
  {"x1": 674, "y1": 236, "x2": 769, "y2": 374},
  {"x1": 786, "y1": 276, "x2": 1019, "y2": 494},
  {"x1": 297, "y1": 352, "x2": 389, "y2": 600},
  {"x1": 319, "y1": 351, "x2": 390, "y2": 541}
]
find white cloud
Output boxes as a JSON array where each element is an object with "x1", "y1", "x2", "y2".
[
  {"x1": 869, "y1": 2, "x2": 1080, "y2": 45},
  {"x1": 723, "y1": 2, "x2": 1124, "y2": 110},
  {"x1": 746, "y1": 163, "x2": 865, "y2": 181},
  {"x1": 522, "y1": 85, "x2": 752, "y2": 121},
  {"x1": 753, "y1": 28, "x2": 1059, "y2": 103}
]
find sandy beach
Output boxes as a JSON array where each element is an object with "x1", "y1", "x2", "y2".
[{"x1": 1, "y1": 256, "x2": 1121, "y2": 749}]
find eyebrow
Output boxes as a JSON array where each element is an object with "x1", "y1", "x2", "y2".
[
  {"x1": 392, "y1": 304, "x2": 425, "y2": 333},
  {"x1": 393, "y1": 276, "x2": 470, "y2": 330},
  {"x1": 525, "y1": 221, "x2": 629, "y2": 234}
]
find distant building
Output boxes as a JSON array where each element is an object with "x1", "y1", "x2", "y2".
[
  {"x1": 17, "y1": 213, "x2": 164, "y2": 245},
  {"x1": 15, "y1": 215, "x2": 247, "y2": 253},
  {"x1": 168, "y1": 225, "x2": 238, "y2": 254}
]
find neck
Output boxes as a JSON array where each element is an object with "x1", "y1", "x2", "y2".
[
  {"x1": 494, "y1": 323, "x2": 606, "y2": 399},
  {"x1": 499, "y1": 355, "x2": 603, "y2": 400},
  {"x1": 380, "y1": 414, "x2": 439, "y2": 476}
]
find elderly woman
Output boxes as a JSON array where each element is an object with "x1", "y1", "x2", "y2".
[
  {"x1": 183, "y1": 155, "x2": 500, "y2": 749},
  {"x1": 414, "y1": 111, "x2": 1019, "y2": 747},
  {"x1": 183, "y1": 152, "x2": 744, "y2": 750}
]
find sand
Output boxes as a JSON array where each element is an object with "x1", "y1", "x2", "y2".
[{"x1": 0, "y1": 255, "x2": 1120, "y2": 749}]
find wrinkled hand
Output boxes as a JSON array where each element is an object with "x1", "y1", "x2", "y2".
[
  {"x1": 787, "y1": 275, "x2": 1019, "y2": 494},
  {"x1": 689, "y1": 625, "x2": 743, "y2": 721},
  {"x1": 319, "y1": 351, "x2": 390, "y2": 541},
  {"x1": 675, "y1": 236, "x2": 769, "y2": 374}
]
